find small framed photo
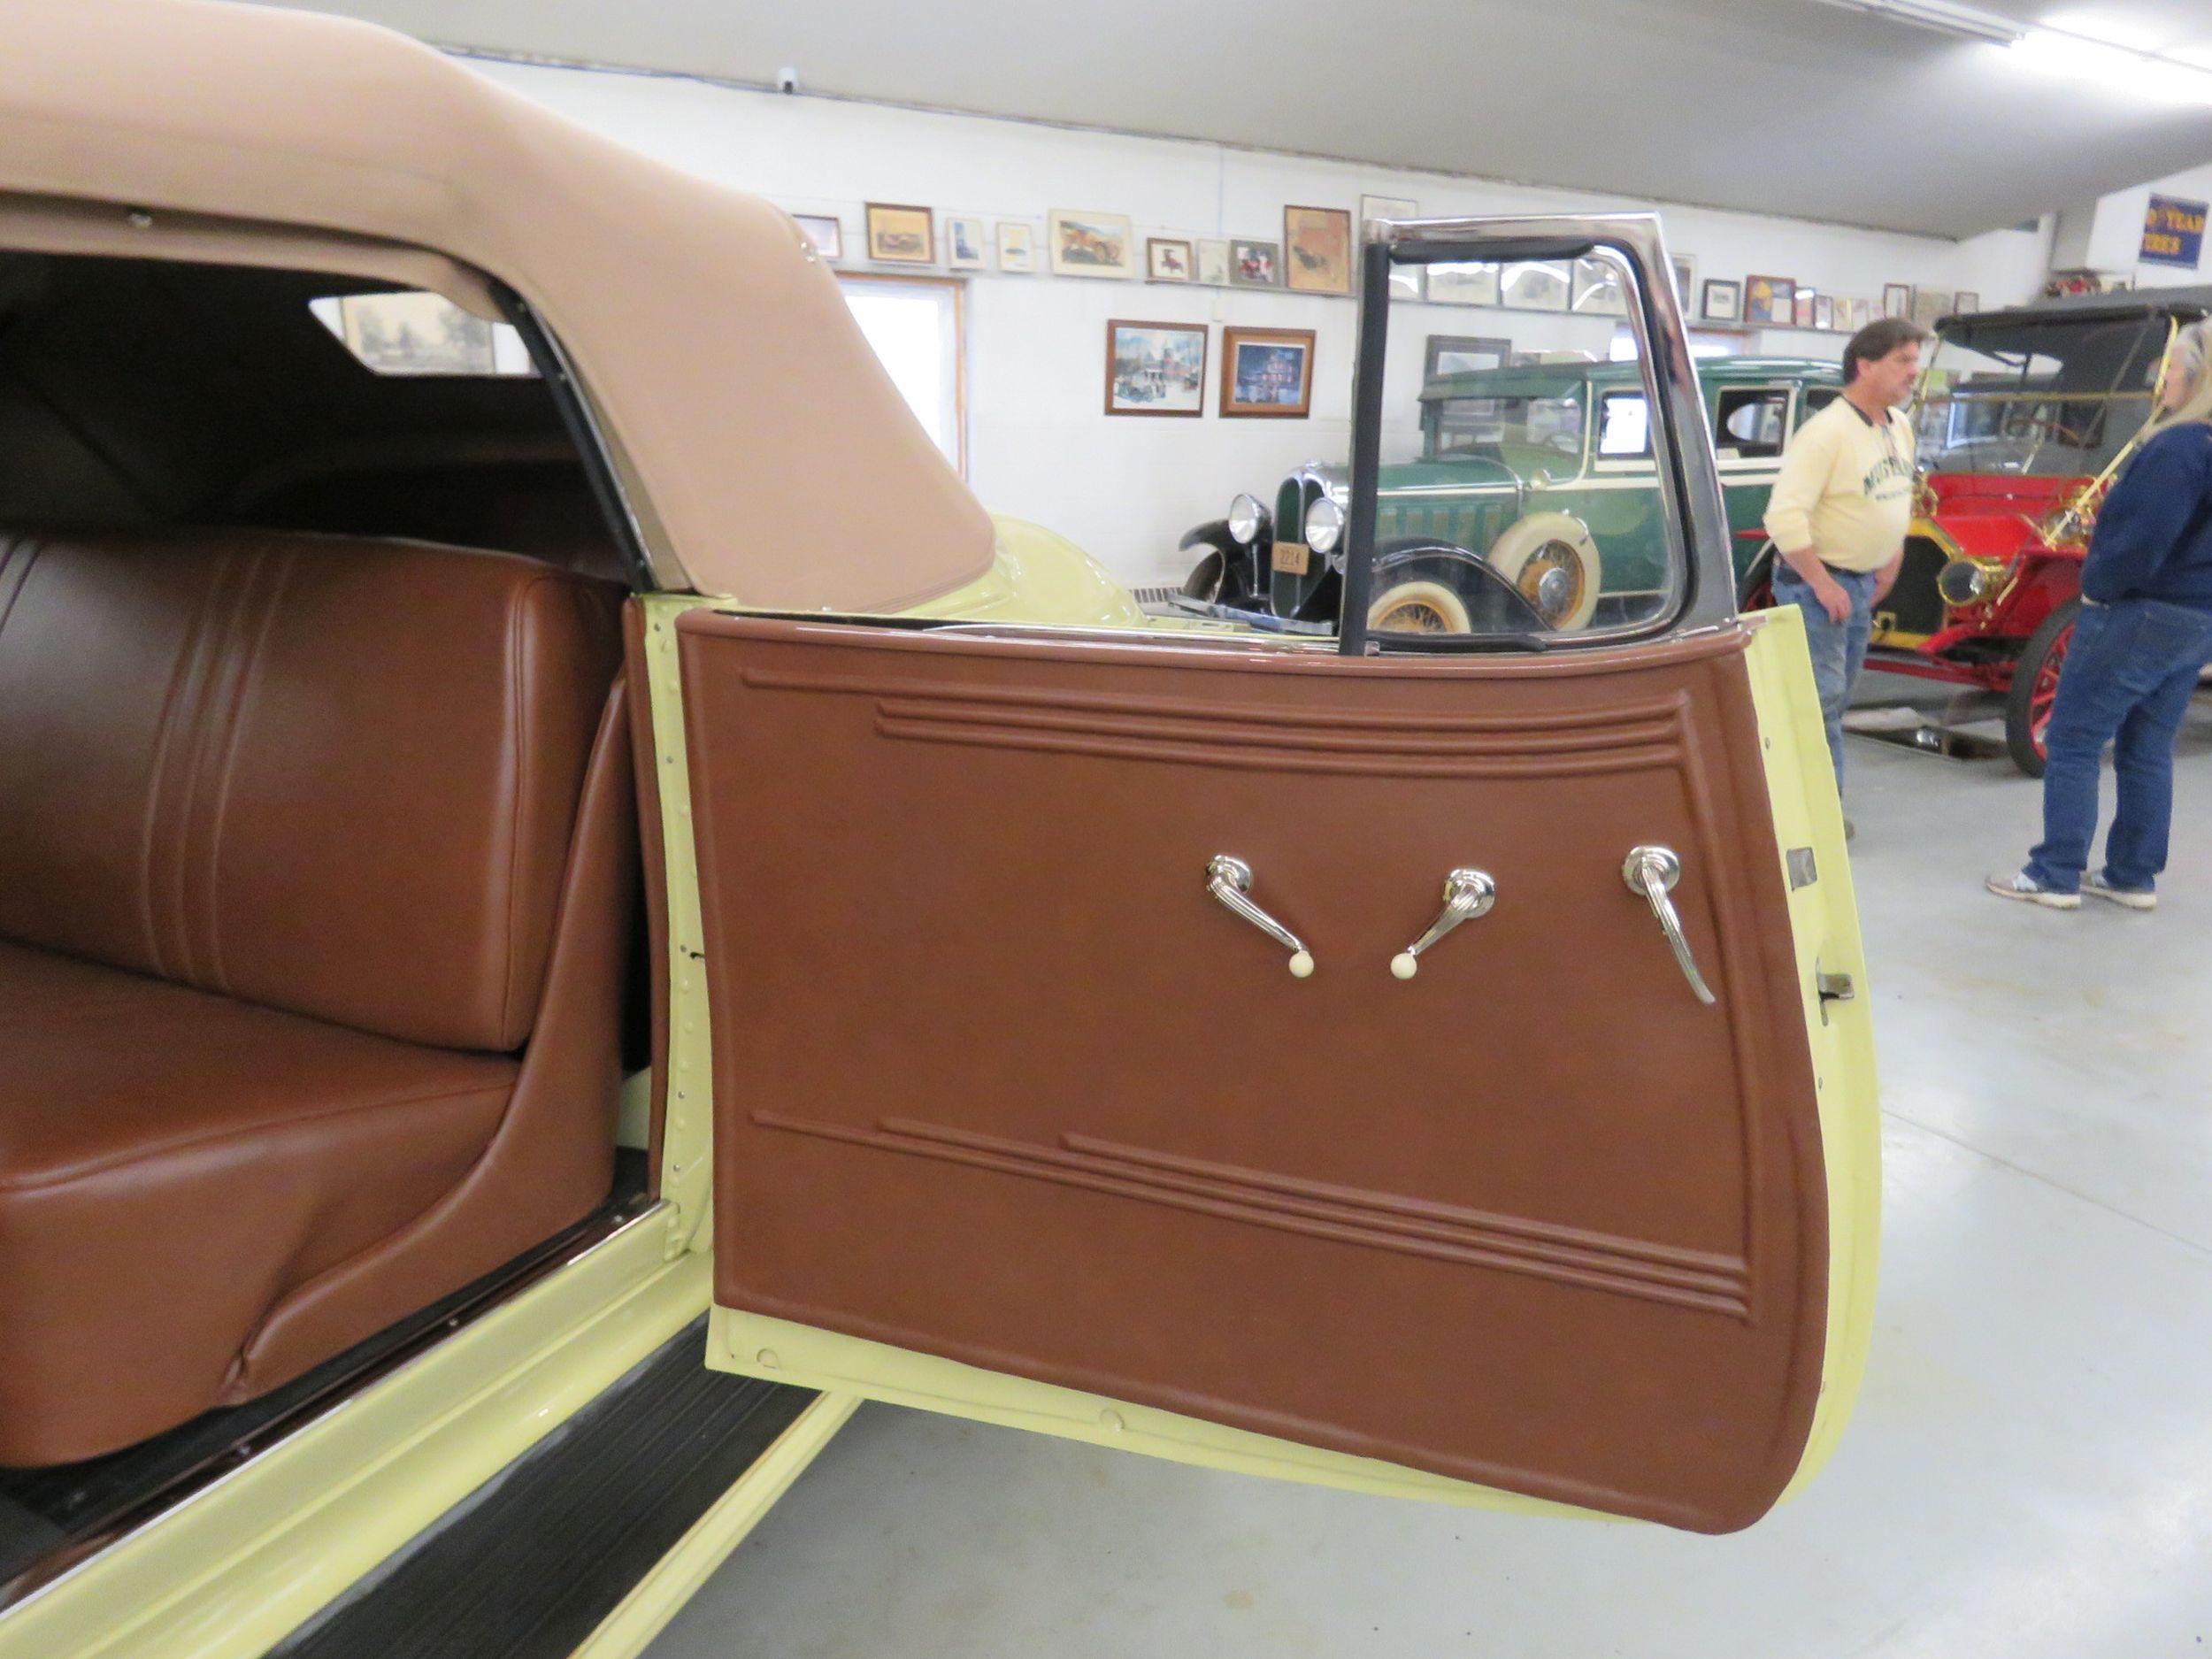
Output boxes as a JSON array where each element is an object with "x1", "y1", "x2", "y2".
[
  {"x1": 1220, "y1": 326, "x2": 1315, "y2": 418},
  {"x1": 792, "y1": 214, "x2": 842, "y2": 261},
  {"x1": 1283, "y1": 204, "x2": 1355, "y2": 295},
  {"x1": 1147, "y1": 237, "x2": 1194, "y2": 282},
  {"x1": 1048, "y1": 210, "x2": 1137, "y2": 279},
  {"x1": 1792, "y1": 287, "x2": 1816, "y2": 329},
  {"x1": 1425, "y1": 334, "x2": 1514, "y2": 380},
  {"x1": 943, "y1": 215, "x2": 987, "y2": 270},
  {"x1": 1883, "y1": 282, "x2": 1914, "y2": 320},
  {"x1": 1701, "y1": 277, "x2": 1743, "y2": 322},
  {"x1": 1571, "y1": 255, "x2": 1629, "y2": 316},
  {"x1": 1196, "y1": 239, "x2": 1231, "y2": 287},
  {"x1": 1744, "y1": 274, "x2": 1794, "y2": 326},
  {"x1": 865, "y1": 203, "x2": 934, "y2": 265},
  {"x1": 1501, "y1": 260, "x2": 1571, "y2": 311},
  {"x1": 1671, "y1": 253, "x2": 1697, "y2": 310},
  {"x1": 997, "y1": 222, "x2": 1034, "y2": 273},
  {"x1": 1105, "y1": 319, "x2": 1208, "y2": 418},
  {"x1": 1230, "y1": 239, "x2": 1280, "y2": 288},
  {"x1": 1360, "y1": 194, "x2": 1417, "y2": 234},
  {"x1": 1911, "y1": 287, "x2": 1953, "y2": 329},
  {"x1": 1955, "y1": 289, "x2": 1981, "y2": 316},
  {"x1": 1426, "y1": 261, "x2": 1499, "y2": 306},
  {"x1": 1814, "y1": 294, "x2": 1835, "y2": 331}
]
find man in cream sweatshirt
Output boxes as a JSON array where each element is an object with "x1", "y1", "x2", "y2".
[{"x1": 1763, "y1": 317, "x2": 1932, "y2": 813}]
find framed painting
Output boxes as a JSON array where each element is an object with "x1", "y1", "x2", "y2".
[
  {"x1": 1911, "y1": 287, "x2": 1954, "y2": 329},
  {"x1": 792, "y1": 213, "x2": 842, "y2": 261},
  {"x1": 1230, "y1": 239, "x2": 1280, "y2": 288},
  {"x1": 865, "y1": 203, "x2": 934, "y2": 265},
  {"x1": 1955, "y1": 289, "x2": 1981, "y2": 315},
  {"x1": 1283, "y1": 204, "x2": 1354, "y2": 295},
  {"x1": 1571, "y1": 256, "x2": 1628, "y2": 316},
  {"x1": 1426, "y1": 261, "x2": 1498, "y2": 306},
  {"x1": 997, "y1": 223, "x2": 1034, "y2": 273},
  {"x1": 944, "y1": 215, "x2": 987, "y2": 270},
  {"x1": 1219, "y1": 326, "x2": 1315, "y2": 417},
  {"x1": 1048, "y1": 210, "x2": 1136, "y2": 279},
  {"x1": 1360, "y1": 193, "x2": 1417, "y2": 234},
  {"x1": 1147, "y1": 237, "x2": 1194, "y2": 282},
  {"x1": 1500, "y1": 260, "x2": 1571, "y2": 311},
  {"x1": 1671, "y1": 253, "x2": 1697, "y2": 311},
  {"x1": 1883, "y1": 282, "x2": 1913, "y2": 320},
  {"x1": 1105, "y1": 319, "x2": 1208, "y2": 417},
  {"x1": 1743, "y1": 274, "x2": 1794, "y2": 326},
  {"x1": 1701, "y1": 277, "x2": 1742, "y2": 322},
  {"x1": 1793, "y1": 288, "x2": 1817, "y2": 329},
  {"x1": 1196, "y1": 239, "x2": 1231, "y2": 287},
  {"x1": 1814, "y1": 294, "x2": 1835, "y2": 331},
  {"x1": 1424, "y1": 334, "x2": 1514, "y2": 380}
]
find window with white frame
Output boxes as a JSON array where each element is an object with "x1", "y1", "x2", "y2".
[{"x1": 838, "y1": 275, "x2": 965, "y2": 474}]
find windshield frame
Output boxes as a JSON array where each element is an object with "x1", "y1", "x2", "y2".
[{"x1": 1915, "y1": 312, "x2": 2173, "y2": 481}]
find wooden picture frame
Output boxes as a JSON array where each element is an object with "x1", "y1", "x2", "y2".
[
  {"x1": 1146, "y1": 237, "x2": 1194, "y2": 282},
  {"x1": 1219, "y1": 326, "x2": 1316, "y2": 418},
  {"x1": 1793, "y1": 287, "x2": 1817, "y2": 329},
  {"x1": 1743, "y1": 274, "x2": 1794, "y2": 326},
  {"x1": 1048, "y1": 210, "x2": 1137, "y2": 279},
  {"x1": 1230, "y1": 239, "x2": 1280, "y2": 288},
  {"x1": 865, "y1": 203, "x2": 934, "y2": 265},
  {"x1": 1283, "y1": 204, "x2": 1354, "y2": 295},
  {"x1": 1105, "y1": 319, "x2": 1208, "y2": 417},
  {"x1": 1814, "y1": 294, "x2": 1835, "y2": 331},
  {"x1": 1883, "y1": 282, "x2": 1914, "y2": 320},
  {"x1": 1701, "y1": 277, "x2": 1743, "y2": 322}
]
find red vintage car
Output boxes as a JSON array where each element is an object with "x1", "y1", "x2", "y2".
[{"x1": 1748, "y1": 285, "x2": 2211, "y2": 773}]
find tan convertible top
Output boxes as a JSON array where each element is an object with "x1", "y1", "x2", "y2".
[{"x1": 0, "y1": 0, "x2": 996, "y2": 609}]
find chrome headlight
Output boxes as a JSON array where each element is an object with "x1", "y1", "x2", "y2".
[
  {"x1": 1304, "y1": 495, "x2": 1346, "y2": 555},
  {"x1": 1227, "y1": 494, "x2": 1264, "y2": 546},
  {"x1": 1936, "y1": 556, "x2": 2002, "y2": 608}
]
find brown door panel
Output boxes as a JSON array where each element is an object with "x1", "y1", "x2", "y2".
[{"x1": 680, "y1": 613, "x2": 1825, "y2": 1533}]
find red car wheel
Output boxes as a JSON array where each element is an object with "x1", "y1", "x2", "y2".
[{"x1": 2005, "y1": 597, "x2": 2080, "y2": 778}]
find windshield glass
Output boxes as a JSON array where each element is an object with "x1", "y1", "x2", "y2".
[
  {"x1": 1916, "y1": 314, "x2": 2167, "y2": 478},
  {"x1": 1422, "y1": 389, "x2": 1584, "y2": 464}
]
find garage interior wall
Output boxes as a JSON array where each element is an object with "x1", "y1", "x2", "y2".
[
  {"x1": 472, "y1": 56, "x2": 2055, "y2": 588},
  {"x1": 2051, "y1": 158, "x2": 2212, "y2": 294}
]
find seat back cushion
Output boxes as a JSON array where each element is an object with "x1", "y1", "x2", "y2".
[{"x1": 0, "y1": 527, "x2": 622, "y2": 1051}]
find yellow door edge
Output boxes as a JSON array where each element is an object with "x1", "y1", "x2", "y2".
[
  {"x1": 708, "y1": 1308, "x2": 1609, "y2": 1519},
  {"x1": 569, "y1": 1391, "x2": 861, "y2": 1659},
  {"x1": 1740, "y1": 606, "x2": 1883, "y2": 1502}
]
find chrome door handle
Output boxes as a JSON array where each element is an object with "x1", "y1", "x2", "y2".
[
  {"x1": 1206, "y1": 855, "x2": 1314, "y2": 978},
  {"x1": 1391, "y1": 868, "x2": 1496, "y2": 979},
  {"x1": 1621, "y1": 845, "x2": 1717, "y2": 1006}
]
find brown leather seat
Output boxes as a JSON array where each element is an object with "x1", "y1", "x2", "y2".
[{"x1": 0, "y1": 527, "x2": 632, "y2": 1465}]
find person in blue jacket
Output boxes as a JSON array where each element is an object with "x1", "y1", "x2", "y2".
[{"x1": 1988, "y1": 319, "x2": 2212, "y2": 910}]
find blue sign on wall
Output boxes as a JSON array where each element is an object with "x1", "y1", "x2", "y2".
[{"x1": 2142, "y1": 195, "x2": 2207, "y2": 269}]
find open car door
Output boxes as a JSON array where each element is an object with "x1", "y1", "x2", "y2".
[{"x1": 662, "y1": 216, "x2": 1878, "y2": 1535}]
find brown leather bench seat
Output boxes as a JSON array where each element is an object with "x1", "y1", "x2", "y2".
[{"x1": 0, "y1": 527, "x2": 632, "y2": 1465}]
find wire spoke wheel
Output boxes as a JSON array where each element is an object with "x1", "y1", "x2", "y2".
[{"x1": 2005, "y1": 596, "x2": 2080, "y2": 778}]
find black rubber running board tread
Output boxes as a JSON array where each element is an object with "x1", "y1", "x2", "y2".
[{"x1": 267, "y1": 1316, "x2": 815, "y2": 1659}]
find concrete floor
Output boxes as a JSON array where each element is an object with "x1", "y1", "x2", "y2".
[{"x1": 647, "y1": 681, "x2": 2212, "y2": 1659}]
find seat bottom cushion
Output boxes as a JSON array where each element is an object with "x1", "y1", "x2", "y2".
[{"x1": 0, "y1": 941, "x2": 518, "y2": 1465}]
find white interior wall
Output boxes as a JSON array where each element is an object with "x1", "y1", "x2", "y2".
[
  {"x1": 2075, "y1": 160, "x2": 2212, "y2": 291},
  {"x1": 471, "y1": 57, "x2": 2053, "y2": 587}
]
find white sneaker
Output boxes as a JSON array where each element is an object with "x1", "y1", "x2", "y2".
[
  {"x1": 2084, "y1": 872, "x2": 2156, "y2": 911},
  {"x1": 1984, "y1": 872, "x2": 2081, "y2": 910}
]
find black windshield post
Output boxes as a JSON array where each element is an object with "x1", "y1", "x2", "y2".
[{"x1": 1336, "y1": 239, "x2": 1396, "y2": 657}]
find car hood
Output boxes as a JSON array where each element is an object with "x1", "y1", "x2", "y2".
[{"x1": 1374, "y1": 457, "x2": 1522, "y2": 495}]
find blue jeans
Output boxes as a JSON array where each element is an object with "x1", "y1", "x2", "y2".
[
  {"x1": 1771, "y1": 563, "x2": 1880, "y2": 791},
  {"x1": 2025, "y1": 597, "x2": 2212, "y2": 894}
]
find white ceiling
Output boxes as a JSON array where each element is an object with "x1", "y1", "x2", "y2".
[{"x1": 259, "y1": 0, "x2": 2212, "y2": 238}]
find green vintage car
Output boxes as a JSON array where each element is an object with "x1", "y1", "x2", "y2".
[{"x1": 1180, "y1": 357, "x2": 1843, "y2": 633}]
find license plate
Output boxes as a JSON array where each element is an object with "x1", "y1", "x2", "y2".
[{"x1": 1271, "y1": 541, "x2": 1312, "y2": 575}]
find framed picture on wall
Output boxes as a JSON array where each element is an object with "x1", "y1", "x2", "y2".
[
  {"x1": 1147, "y1": 237, "x2": 1194, "y2": 282},
  {"x1": 1360, "y1": 194, "x2": 1417, "y2": 233},
  {"x1": 1814, "y1": 295, "x2": 1835, "y2": 331},
  {"x1": 1955, "y1": 289, "x2": 1981, "y2": 315},
  {"x1": 943, "y1": 215, "x2": 988, "y2": 270},
  {"x1": 1219, "y1": 326, "x2": 1316, "y2": 417},
  {"x1": 1426, "y1": 261, "x2": 1499, "y2": 306},
  {"x1": 1792, "y1": 287, "x2": 1817, "y2": 329},
  {"x1": 1883, "y1": 282, "x2": 1914, "y2": 319},
  {"x1": 1742, "y1": 274, "x2": 1793, "y2": 326},
  {"x1": 865, "y1": 203, "x2": 934, "y2": 265},
  {"x1": 1425, "y1": 334, "x2": 1514, "y2": 380},
  {"x1": 1701, "y1": 278, "x2": 1743, "y2": 321},
  {"x1": 1105, "y1": 319, "x2": 1208, "y2": 417},
  {"x1": 997, "y1": 222, "x2": 1034, "y2": 273},
  {"x1": 791, "y1": 214, "x2": 842, "y2": 261},
  {"x1": 1671, "y1": 253, "x2": 1697, "y2": 310},
  {"x1": 1048, "y1": 210, "x2": 1137, "y2": 279},
  {"x1": 1230, "y1": 239, "x2": 1280, "y2": 288},
  {"x1": 1283, "y1": 204, "x2": 1355, "y2": 295},
  {"x1": 1196, "y1": 239, "x2": 1231, "y2": 287},
  {"x1": 1911, "y1": 287, "x2": 1954, "y2": 328},
  {"x1": 1500, "y1": 260, "x2": 1571, "y2": 311},
  {"x1": 1571, "y1": 256, "x2": 1628, "y2": 316}
]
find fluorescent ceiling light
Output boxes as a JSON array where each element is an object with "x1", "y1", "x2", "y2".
[
  {"x1": 1808, "y1": 0, "x2": 2024, "y2": 47},
  {"x1": 1809, "y1": 0, "x2": 2212, "y2": 104}
]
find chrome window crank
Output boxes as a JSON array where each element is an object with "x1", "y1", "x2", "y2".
[
  {"x1": 1390, "y1": 868, "x2": 1496, "y2": 979},
  {"x1": 1205, "y1": 856, "x2": 1315, "y2": 977},
  {"x1": 1622, "y1": 846, "x2": 1717, "y2": 1006}
]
